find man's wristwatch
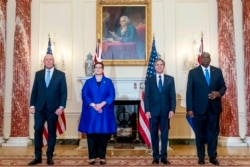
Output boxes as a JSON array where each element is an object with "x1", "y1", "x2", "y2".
[{"x1": 90, "y1": 103, "x2": 95, "y2": 107}]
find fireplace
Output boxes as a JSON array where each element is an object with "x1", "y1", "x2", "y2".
[{"x1": 111, "y1": 100, "x2": 141, "y2": 148}]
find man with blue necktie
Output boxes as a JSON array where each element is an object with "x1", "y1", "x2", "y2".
[
  {"x1": 144, "y1": 58, "x2": 176, "y2": 165},
  {"x1": 186, "y1": 52, "x2": 226, "y2": 166},
  {"x1": 28, "y1": 53, "x2": 67, "y2": 166}
]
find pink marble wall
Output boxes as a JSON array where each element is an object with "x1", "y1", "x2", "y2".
[
  {"x1": 243, "y1": 0, "x2": 250, "y2": 136},
  {"x1": 217, "y1": 0, "x2": 239, "y2": 137},
  {"x1": 10, "y1": 0, "x2": 31, "y2": 137},
  {"x1": 0, "y1": 0, "x2": 7, "y2": 137}
]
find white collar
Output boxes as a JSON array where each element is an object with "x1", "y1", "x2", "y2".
[
  {"x1": 201, "y1": 66, "x2": 210, "y2": 71},
  {"x1": 46, "y1": 67, "x2": 54, "y2": 73}
]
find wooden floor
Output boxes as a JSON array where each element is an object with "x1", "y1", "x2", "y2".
[{"x1": 0, "y1": 144, "x2": 250, "y2": 157}]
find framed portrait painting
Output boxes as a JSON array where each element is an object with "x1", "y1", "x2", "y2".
[{"x1": 96, "y1": 0, "x2": 152, "y2": 66}]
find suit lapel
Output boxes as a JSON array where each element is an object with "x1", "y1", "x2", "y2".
[
  {"x1": 47, "y1": 69, "x2": 57, "y2": 87},
  {"x1": 162, "y1": 75, "x2": 167, "y2": 91},
  {"x1": 161, "y1": 75, "x2": 171, "y2": 92},
  {"x1": 197, "y1": 66, "x2": 208, "y2": 86},
  {"x1": 150, "y1": 76, "x2": 159, "y2": 92},
  {"x1": 210, "y1": 66, "x2": 216, "y2": 85},
  {"x1": 42, "y1": 70, "x2": 47, "y2": 87}
]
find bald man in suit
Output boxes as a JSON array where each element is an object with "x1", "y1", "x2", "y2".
[
  {"x1": 28, "y1": 54, "x2": 67, "y2": 166},
  {"x1": 186, "y1": 52, "x2": 226, "y2": 166}
]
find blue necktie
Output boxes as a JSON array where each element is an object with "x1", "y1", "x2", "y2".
[
  {"x1": 46, "y1": 70, "x2": 51, "y2": 87},
  {"x1": 205, "y1": 69, "x2": 210, "y2": 85},
  {"x1": 158, "y1": 75, "x2": 163, "y2": 92}
]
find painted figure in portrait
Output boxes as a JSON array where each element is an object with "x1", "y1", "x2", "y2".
[{"x1": 102, "y1": 6, "x2": 146, "y2": 60}]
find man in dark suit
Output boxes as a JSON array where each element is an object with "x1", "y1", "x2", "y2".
[
  {"x1": 28, "y1": 54, "x2": 67, "y2": 166},
  {"x1": 186, "y1": 52, "x2": 226, "y2": 166},
  {"x1": 144, "y1": 58, "x2": 176, "y2": 165}
]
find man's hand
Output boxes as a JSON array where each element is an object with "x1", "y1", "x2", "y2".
[
  {"x1": 169, "y1": 111, "x2": 174, "y2": 119},
  {"x1": 145, "y1": 112, "x2": 151, "y2": 120},
  {"x1": 187, "y1": 111, "x2": 194, "y2": 118},
  {"x1": 208, "y1": 91, "x2": 221, "y2": 100},
  {"x1": 55, "y1": 107, "x2": 64, "y2": 116},
  {"x1": 30, "y1": 108, "x2": 35, "y2": 114}
]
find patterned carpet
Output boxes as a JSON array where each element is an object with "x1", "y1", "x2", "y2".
[{"x1": 0, "y1": 155, "x2": 249, "y2": 166}]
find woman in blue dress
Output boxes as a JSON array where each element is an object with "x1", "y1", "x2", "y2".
[{"x1": 78, "y1": 62, "x2": 116, "y2": 165}]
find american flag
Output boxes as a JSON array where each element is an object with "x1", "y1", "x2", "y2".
[
  {"x1": 197, "y1": 32, "x2": 203, "y2": 64},
  {"x1": 138, "y1": 37, "x2": 159, "y2": 147},
  {"x1": 43, "y1": 35, "x2": 67, "y2": 146},
  {"x1": 94, "y1": 39, "x2": 102, "y2": 63},
  {"x1": 43, "y1": 113, "x2": 66, "y2": 146}
]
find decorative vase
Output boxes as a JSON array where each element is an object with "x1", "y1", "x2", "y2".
[{"x1": 85, "y1": 53, "x2": 94, "y2": 76}]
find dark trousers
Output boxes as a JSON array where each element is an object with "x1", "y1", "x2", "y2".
[
  {"x1": 150, "y1": 115, "x2": 169, "y2": 159},
  {"x1": 34, "y1": 106, "x2": 58, "y2": 158},
  {"x1": 194, "y1": 102, "x2": 220, "y2": 159},
  {"x1": 86, "y1": 134, "x2": 111, "y2": 159}
]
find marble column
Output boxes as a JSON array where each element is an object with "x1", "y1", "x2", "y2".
[
  {"x1": 3, "y1": 0, "x2": 32, "y2": 147},
  {"x1": 0, "y1": 0, "x2": 7, "y2": 146},
  {"x1": 243, "y1": 0, "x2": 250, "y2": 146},
  {"x1": 217, "y1": 0, "x2": 246, "y2": 146}
]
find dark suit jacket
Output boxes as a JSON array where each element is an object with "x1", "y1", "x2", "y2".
[
  {"x1": 30, "y1": 68, "x2": 67, "y2": 112},
  {"x1": 144, "y1": 74, "x2": 176, "y2": 116},
  {"x1": 186, "y1": 65, "x2": 226, "y2": 115}
]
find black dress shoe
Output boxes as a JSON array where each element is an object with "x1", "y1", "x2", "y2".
[
  {"x1": 161, "y1": 159, "x2": 170, "y2": 165},
  {"x1": 47, "y1": 157, "x2": 54, "y2": 166},
  {"x1": 152, "y1": 159, "x2": 159, "y2": 164},
  {"x1": 28, "y1": 158, "x2": 42, "y2": 165},
  {"x1": 198, "y1": 159, "x2": 205, "y2": 165},
  {"x1": 209, "y1": 158, "x2": 219, "y2": 165}
]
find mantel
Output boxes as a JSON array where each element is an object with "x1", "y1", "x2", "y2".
[{"x1": 78, "y1": 77, "x2": 145, "y2": 100}]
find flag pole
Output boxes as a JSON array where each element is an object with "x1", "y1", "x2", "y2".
[{"x1": 133, "y1": 104, "x2": 141, "y2": 144}]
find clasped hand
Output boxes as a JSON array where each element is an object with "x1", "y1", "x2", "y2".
[
  {"x1": 208, "y1": 91, "x2": 220, "y2": 100},
  {"x1": 92, "y1": 101, "x2": 107, "y2": 113},
  {"x1": 93, "y1": 104, "x2": 103, "y2": 113}
]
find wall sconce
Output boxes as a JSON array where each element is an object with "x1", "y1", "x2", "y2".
[
  {"x1": 55, "y1": 53, "x2": 66, "y2": 71},
  {"x1": 182, "y1": 40, "x2": 199, "y2": 73}
]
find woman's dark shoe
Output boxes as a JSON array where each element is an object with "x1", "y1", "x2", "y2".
[
  {"x1": 100, "y1": 159, "x2": 106, "y2": 165},
  {"x1": 88, "y1": 159, "x2": 96, "y2": 165}
]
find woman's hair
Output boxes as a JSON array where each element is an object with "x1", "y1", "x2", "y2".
[{"x1": 94, "y1": 62, "x2": 104, "y2": 68}]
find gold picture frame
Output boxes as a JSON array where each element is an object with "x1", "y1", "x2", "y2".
[{"x1": 96, "y1": 0, "x2": 152, "y2": 66}]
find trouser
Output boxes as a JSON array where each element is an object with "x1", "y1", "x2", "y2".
[
  {"x1": 194, "y1": 103, "x2": 220, "y2": 159},
  {"x1": 34, "y1": 105, "x2": 58, "y2": 158},
  {"x1": 87, "y1": 134, "x2": 111, "y2": 159},
  {"x1": 150, "y1": 115, "x2": 169, "y2": 159}
]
